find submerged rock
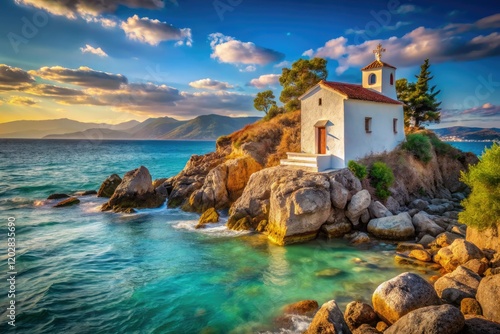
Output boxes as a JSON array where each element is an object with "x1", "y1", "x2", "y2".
[
  {"x1": 305, "y1": 300, "x2": 352, "y2": 334},
  {"x1": 372, "y1": 272, "x2": 440, "y2": 324},
  {"x1": 384, "y1": 304, "x2": 464, "y2": 334},
  {"x1": 97, "y1": 173, "x2": 122, "y2": 198},
  {"x1": 283, "y1": 300, "x2": 319, "y2": 316},
  {"x1": 53, "y1": 196, "x2": 80, "y2": 208},
  {"x1": 101, "y1": 166, "x2": 164, "y2": 213}
]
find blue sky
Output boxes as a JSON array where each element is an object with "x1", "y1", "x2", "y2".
[{"x1": 0, "y1": 0, "x2": 499, "y2": 128}]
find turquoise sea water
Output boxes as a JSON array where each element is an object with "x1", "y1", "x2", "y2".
[{"x1": 0, "y1": 139, "x2": 492, "y2": 334}]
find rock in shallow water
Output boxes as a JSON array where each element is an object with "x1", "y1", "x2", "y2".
[
  {"x1": 101, "y1": 166, "x2": 165, "y2": 213},
  {"x1": 305, "y1": 300, "x2": 352, "y2": 334},
  {"x1": 47, "y1": 193, "x2": 70, "y2": 200},
  {"x1": 97, "y1": 173, "x2": 122, "y2": 198},
  {"x1": 196, "y1": 207, "x2": 219, "y2": 229},
  {"x1": 53, "y1": 196, "x2": 80, "y2": 208}
]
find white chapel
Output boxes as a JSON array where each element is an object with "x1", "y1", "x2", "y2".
[{"x1": 281, "y1": 44, "x2": 405, "y2": 172}]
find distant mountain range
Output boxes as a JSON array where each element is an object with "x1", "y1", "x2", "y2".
[
  {"x1": 433, "y1": 127, "x2": 500, "y2": 141},
  {"x1": 0, "y1": 115, "x2": 261, "y2": 140}
]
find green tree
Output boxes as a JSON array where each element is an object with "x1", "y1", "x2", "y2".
[
  {"x1": 396, "y1": 59, "x2": 441, "y2": 128},
  {"x1": 254, "y1": 90, "x2": 276, "y2": 114},
  {"x1": 279, "y1": 58, "x2": 328, "y2": 112},
  {"x1": 459, "y1": 143, "x2": 500, "y2": 230}
]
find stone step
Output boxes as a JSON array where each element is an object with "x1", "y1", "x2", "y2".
[
  {"x1": 280, "y1": 159, "x2": 319, "y2": 172},
  {"x1": 286, "y1": 153, "x2": 319, "y2": 162}
]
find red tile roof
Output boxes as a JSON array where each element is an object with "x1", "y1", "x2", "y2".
[
  {"x1": 320, "y1": 81, "x2": 402, "y2": 105},
  {"x1": 362, "y1": 60, "x2": 397, "y2": 70}
]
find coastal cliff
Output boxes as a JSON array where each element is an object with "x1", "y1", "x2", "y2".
[{"x1": 164, "y1": 110, "x2": 301, "y2": 212}]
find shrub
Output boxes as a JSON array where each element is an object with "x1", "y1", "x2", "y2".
[
  {"x1": 459, "y1": 143, "x2": 500, "y2": 230},
  {"x1": 348, "y1": 160, "x2": 367, "y2": 180},
  {"x1": 370, "y1": 162, "x2": 395, "y2": 200},
  {"x1": 263, "y1": 105, "x2": 285, "y2": 121},
  {"x1": 403, "y1": 133, "x2": 432, "y2": 163}
]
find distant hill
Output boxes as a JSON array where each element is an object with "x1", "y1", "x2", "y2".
[
  {"x1": 162, "y1": 115, "x2": 261, "y2": 140},
  {"x1": 0, "y1": 118, "x2": 139, "y2": 138},
  {"x1": 433, "y1": 127, "x2": 500, "y2": 141},
  {"x1": 44, "y1": 128, "x2": 132, "y2": 140},
  {"x1": 8, "y1": 114, "x2": 262, "y2": 140}
]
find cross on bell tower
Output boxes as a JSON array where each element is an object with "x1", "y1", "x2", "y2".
[{"x1": 373, "y1": 43, "x2": 386, "y2": 61}]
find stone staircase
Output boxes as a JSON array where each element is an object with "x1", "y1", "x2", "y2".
[{"x1": 280, "y1": 153, "x2": 322, "y2": 172}]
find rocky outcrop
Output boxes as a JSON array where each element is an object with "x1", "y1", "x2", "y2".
[
  {"x1": 384, "y1": 304, "x2": 464, "y2": 334},
  {"x1": 435, "y1": 239, "x2": 484, "y2": 272},
  {"x1": 53, "y1": 197, "x2": 80, "y2": 207},
  {"x1": 476, "y1": 274, "x2": 500, "y2": 323},
  {"x1": 433, "y1": 266, "x2": 481, "y2": 306},
  {"x1": 196, "y1": 208, "x2": 219, "y2": 229},
  {"x1": 101, "y1": 166, "x2": 165, "y2": 213},
  {"x1": 97, "y1": 173, "x2": 122, "y2": 198},
  {"x1": 305, "y1": 300, "x2": 352, "y2": 334},
  {"x1": 372, "y1": 272, "x2": 440, "y2": 324},
  {"x1": 466, "y1": 225, "x2": 500, "y2": 254},
  {"x1": 367, "y1": 212, "x2": 415, "y2": 240},
  {"x1": 344, "y1": 301, "x2": 378, "y2": 331}
]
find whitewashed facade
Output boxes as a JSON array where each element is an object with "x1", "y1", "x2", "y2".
[{"x1": 281, "y1": 44, "x2": 405, "y2": 171}]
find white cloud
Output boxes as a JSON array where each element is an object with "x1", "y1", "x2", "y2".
[
  {"x1": 396, "y1": 4, "x2": 422, "y2": 14},
  {"x1": 80, "y1": 44, "x2": 108, "y2": 57},
  {"x1": 85, "y1": 17, "x2": 118, "y2": 28},
  {"x1": 274, "y1": 60, "x2": 290, "y2": 68},
  {"x1": 304, "y1": 14, "x2": 500, "y2": 74},
  {"x1": 346, "y1": 21, "x2": 411, "y2": 35},
  {"x1": 248, "y1": 74, "x2": 280, "y2": 89},
  {"x1": 121, "y1": 15, "x2": 192, "y2": 46},
  {"x1": 239, "y1": 65, "x2": 256, "y2": 72},
  {"x1": 14, "y1": 0, "x2": 164, "y2": 19},
  {"x1": 189, "y1": 78, "x2": 234, "y2": 90},
  {"x1": 208, "y1": 33, "x2": 284, "y2": 66},
  {"x1": 0, "y1": 64, "x2": 35, "y2": 91}
]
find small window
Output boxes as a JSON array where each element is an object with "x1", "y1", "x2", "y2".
[
  {"x1": 318, "y1": 98, "x2": 322, "y2": 106},
  {"x1": 369, "y1": 73, "x2": 376, "y2": 85},
  {"x1": 393, "y1": 118, "x2": 398, "y2": 133},
  {"x1": 390, "y1": 73, "x2": 394, "y2": 85},
  {"x1": 365, "y1": 117, "x2": 372, "y2": 133}
]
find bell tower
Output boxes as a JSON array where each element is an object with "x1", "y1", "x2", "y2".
[{"x1": 362, "y1": 43, "x2": 397, "y2": 100}]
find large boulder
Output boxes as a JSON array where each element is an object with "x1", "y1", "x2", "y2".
[
  {"x1": 344, "y1": 301, "x2": 378, "y2": 331},
  {"x1": 412, "y1": 211, "x2": 445, "y2": 237},
  {"x1": 97, "y1": 173, "x2": 122, "y2": 198},
  {"x1": 305, "y1": 300, "x2": 352, "y2": 334},
  {"x1": 372, "y1": 272, "x2": 440, "y2": 324},
  {"x1": 435, "y1": 239, "x2": 484, "y2": 272},
  {"x1": 384, "y1": 304, "x2": 464, "y2": 334},
  {"x1": 433, "y1": 266, "x2": 481, "y2": 306},
  {"x1": 101, "y1": 166, "x2": 164, "y2": 213},
  {"x1": 476, "y1": 274, "x2": 500, "y2": 323},
  {"x1": 346, "y1": 190, "x2": 371, "y2": 224},
  {"x1": 367, "y1": 212, "x2": 415, "y2": 240},
  {"x1": 266, "y1": 173, "x2": 332, "y2": 245}
]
